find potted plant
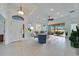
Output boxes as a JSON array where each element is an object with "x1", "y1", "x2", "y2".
[{"x1": 69, "y1": 26, "x2": 79, "y2": 48}]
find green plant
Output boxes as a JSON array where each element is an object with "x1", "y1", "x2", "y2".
[
  {"x1": 27, "y1": 28, "x2": 31, "y2": 32},
  {"x1": 69, "y1": 26, "x2": 79, "y2": 48}
]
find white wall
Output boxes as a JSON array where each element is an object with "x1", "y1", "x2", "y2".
[
  {"x1": 4, "y1": 4, "x2": 24, "y2": 44},
  {"x1": 0, "y1": 15, "x2": 5, "y2": 34},
  {"x1": 0, "y1": 4, "x2": 8, "y2": 44},
  {"x1": 0, "y1": 4, "x2": 7, "y2": 35},
  {"x1": 4, "y1": 4, "x2": 33, "y2": 44}
]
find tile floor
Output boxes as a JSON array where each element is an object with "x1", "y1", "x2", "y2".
[{"x1": 0, "y1": 35, "x2": 79, "y2": 56}]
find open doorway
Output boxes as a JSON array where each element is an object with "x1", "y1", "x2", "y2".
[{"x1": 0, "y1": 14, "x2": 5, "y2": 43}]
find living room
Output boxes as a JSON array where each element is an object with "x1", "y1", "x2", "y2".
[{"x1": 0, "y1": 3, "x2": 79, "y2": 56}]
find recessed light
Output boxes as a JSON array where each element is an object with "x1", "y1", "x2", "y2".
[{"x1": 50, "y1": 8, "x2": 54, "y2": 11}]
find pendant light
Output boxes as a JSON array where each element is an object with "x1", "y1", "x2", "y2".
[{"x1": 18, "y1": 6, "x2": 24, "y2": 15}]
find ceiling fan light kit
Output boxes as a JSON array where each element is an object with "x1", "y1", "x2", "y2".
[{"x1": 18, "y1": 6, "x2": 24, "y2": 15}]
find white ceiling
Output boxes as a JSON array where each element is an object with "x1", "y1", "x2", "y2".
[
  {"x1": 29, "y1": 3, "x2": 78, "y2": 19},
  {"x1": 7, "y1": 3, "x2": 79, "y2": 23},
  {"x1": 27, "y1": 3, "x2": 79, "y2": 24}
]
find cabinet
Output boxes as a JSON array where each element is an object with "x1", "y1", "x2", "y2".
[{"x1": 0, "y1": 35, "x2": 3, "y2": 42}]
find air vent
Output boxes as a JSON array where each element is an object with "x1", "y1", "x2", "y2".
[{"x1": 69, "y1": 10, "x2": 75, "y2": 13}]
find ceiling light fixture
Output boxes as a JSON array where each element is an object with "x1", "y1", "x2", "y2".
[
  {"x1": 50, "y1": 8, "x2": 54, "y2": 11},
  {"x1": 48, "y1": 16, "x2": 54, "y2": 21},
  {"x1": 18, "y1": 6, "x2": 24, "y2": 15}
]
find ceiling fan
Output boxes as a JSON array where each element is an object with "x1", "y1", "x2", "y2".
[
  {"x1": 48, "y1": 16, "x2": 54, "y2": 21},
  {"x1": 54, "y1": 9, "x2": 75, "y2": 19}
]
